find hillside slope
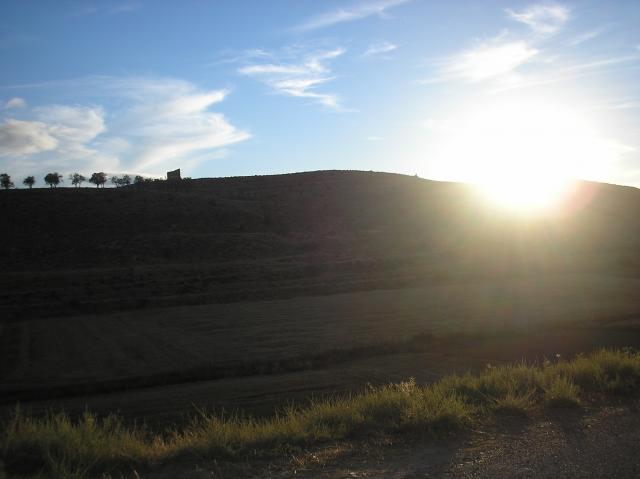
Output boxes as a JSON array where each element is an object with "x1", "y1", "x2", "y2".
[{"x1": 2, "y1": 170, "x2": 640, "y2": 319}]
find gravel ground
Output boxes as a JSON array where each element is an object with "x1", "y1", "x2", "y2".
[
  {"x1": 141, "y1": 397, "x2": 640, "y2": 479},
  {"x1": 444, "y1": 401, "x2": 640, "y2": 478}
]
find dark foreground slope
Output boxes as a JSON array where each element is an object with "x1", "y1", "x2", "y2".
[
  {"x1": 4, "y1": 349, "x2": 640, "y2": 478},
  {"x1": 2, "y1": 170, "x2": 640, "y2": 320}
]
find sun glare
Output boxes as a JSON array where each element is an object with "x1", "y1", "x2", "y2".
[
  {"x1": 477, "y1": 175, "x2": 570, "y2": 212},
  {"x1": 429, "y1": 100, "x2": 612, "y2": 213}
]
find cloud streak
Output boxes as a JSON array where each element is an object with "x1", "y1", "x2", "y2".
[
  {"x1": 239, "y1": 47, "x2": 347, "y2": 110},
  {"x1": 447, "y1": 41, "x2": 537, "y2": 82},
  {"x1": 72, "y1": 1, "x2": 141, "y2": 17},
  {"x1": 420, "y1": 3, "x2": 626, "y2": 91},
  {"x1": 505, "y1": 3, "x2": 570, "y2": 35},
  {"x1": 364, "y1": 41, "x2": 398, "y2": 58},
  {"x1": 293, "y1": 0, "x2": 410, "y2": 32},
  {"x1": 3, "y1": 97, "x2": 26, "y2": 109},
  {"x1": 569, "y1": 25, "x2": 611, "y2": 46},
  {"x1": 423, "y1": 36, "x2": 538, "y2": 84},
  {"x1": 489, "y1": 55, "x2": 640, "y2": 94}
]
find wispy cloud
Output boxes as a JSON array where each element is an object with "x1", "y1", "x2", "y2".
[
  {"x1": 293, "y1": 0, "x2": 411, "y2": 32},
  {"x1": 108, "y1": 2, "x2": 141, "y2": 14},
  {"x1": 0, "y1": 76, "x2": 249, "y2": 177},
  {"x1": 505, "y1": 3, "x2": 570, "y2": 34},
  {"x1": 363, "y1": 41, "x2": 398, "y2": 58},
  {"x1": 3, "y1": 97, "x2": 26, "y2": 109},
  {"x1": 448, "y1": 41, "x2": 538, "y2": 82},
  {"x1": 569, "y1": 24, "x2": 611, "y2": 46},
  {"x1": 420, "y1": 3, "x2": 629, "y2": 91},
  {"x1": 239, "y1": 64, "x2": 310, "y2": 76},
  {"x1": 239, "y1": 47, "x2": 347, "y2": 110},
  {"x1": 489, "y1": 55, "x2": 640, "y2": 94},
  {"x1": 582, "y1": 99, "x2": 640, "y2": 112},
  {"x1": 424, "y1": 35, "x2": 538, "y2": 84},
  {"x1": 206, "y1": 48, "x2": 273, "y2": 68},
  {"x1": 72, "y1": 1, "x2": 141, "y2": 17}
]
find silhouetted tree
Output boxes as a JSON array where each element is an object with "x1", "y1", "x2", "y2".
[
  {"x1": 0, "y1": 173, "x2": 14, "y2": 190},
  {"x1": 69, "y1": 172, "x2": 86, "y2": 188},
  {"x1": 22, "y1": 176, "x2": 35, "y2": 189},
  {"x1": 110, "y1": 174, "x2": 132, "y2": 187},
  {"x1": 134, "y1": 175, "x2": 145, "y2": 185},
  {"x1": 89, "y1": 172, "x2": 107, "y2": 188},
  {"x1": 44, "y1": 172, "x2": 62, "y2": 188}
]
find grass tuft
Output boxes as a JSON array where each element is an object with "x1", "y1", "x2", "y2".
[
  {"x1": 543, "y1": 377, "x2": 581, "y2": 408},
  {"x1": 492, "y1": 392, "x2": 535, "y2": 417}
]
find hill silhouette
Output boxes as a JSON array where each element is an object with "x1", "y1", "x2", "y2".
[{"x1": 2, "y1": 170, "x2": 640, "y2": 320}]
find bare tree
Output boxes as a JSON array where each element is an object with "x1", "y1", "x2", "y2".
[{"x1": 134, "y1": 175, "x2": 145, "y2": 185}]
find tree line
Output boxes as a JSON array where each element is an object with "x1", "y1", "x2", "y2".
[{"x1": 0, "y1": 172, "x2": 158, "y2": 189}]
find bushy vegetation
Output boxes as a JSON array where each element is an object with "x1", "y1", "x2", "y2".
[
  {"x1": 110, "y1": 174, "x2": 131, "y2": 188},
  {"x1": 1, "y1": 173, "x2": 14, "y2": 189},
  {"x1": 0, "y1": 171, "x2": 161, "y2": 190},
  {"x1": 2, "y1": 349, "x2": 640, "y2": 478},
  {"x1": 22, "y1": 176, "x2": 35, "y2": 189},
  {"x1": 44, "y1": 172, "x2": 63, "y2": 188},
  {"x1": 68, "y1": 173, "x2": 86, "y2": 188}
]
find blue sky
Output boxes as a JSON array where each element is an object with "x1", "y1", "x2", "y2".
[{"x1": 1, "y1": 0, "x2": 639, "y2": 187}]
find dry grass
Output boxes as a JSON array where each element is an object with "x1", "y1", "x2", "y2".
[{"x1": 2, "y1": 349, "x2": 640, "y2": 478}]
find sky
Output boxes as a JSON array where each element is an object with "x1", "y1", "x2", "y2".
[{"x1": 0, "y1": 0, "x2": 639, "y2": 187}]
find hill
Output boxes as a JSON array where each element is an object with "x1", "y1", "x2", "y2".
[
  {"x1": 2, "y1": 170, "x2": 640, "y2": 320},
  {"x1": 3, "y1": 170, "x2": 640, "y2": 429}
]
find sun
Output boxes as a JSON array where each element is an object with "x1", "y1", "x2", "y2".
[
  {"x1": 427, "y1": 99, "x2": 612, "y2": 213},
  {"x1": 477, "y1": 175, "x2": 570, "y2": 212}
]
